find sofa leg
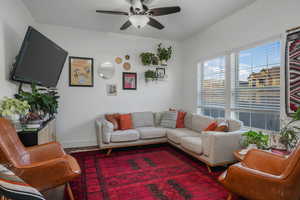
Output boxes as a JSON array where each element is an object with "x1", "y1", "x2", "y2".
[
  {"x1": 66, "y1": 182, "x2": 75, "y2": 200},
  {"x1": 206, "y1": 165, "x2": 212, "y2": 173},
  {"x1": 227, "y1": 193, "x2": 233, "y2": 200},
  {"x1": 106, "y1": 148, "x2": 112, "y2": 156}
]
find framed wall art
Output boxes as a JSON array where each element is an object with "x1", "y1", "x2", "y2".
[
  {"x1": 106, "y1": 84, "x2": 117, "y2": 96},
  {"x1": 69, "y1": 57, "x2": 94, "y2": 87},
  {"x1": 156, "y1": 68, "x2": 165, "y2": 79},
  {"x1": 123, "y1": 72, "x2": 137, "y2": 90},
  {"x1": 286, "y1": 30, "x2": 300, "y2": 116}
]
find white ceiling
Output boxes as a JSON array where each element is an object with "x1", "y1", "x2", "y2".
[{"x1": 22, "y1": 0, "x2": 256, "y2": 41}]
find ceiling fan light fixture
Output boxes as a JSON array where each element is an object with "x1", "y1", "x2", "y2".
[{"x1": 129, "y1": 15, "x2": 149, "y2": 29}]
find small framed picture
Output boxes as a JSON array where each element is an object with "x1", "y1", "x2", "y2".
[
  {"x1": 123, "y1": 72, "x2": 137, "y2": 90},
  {"x1": 69, "y1": 57, "x2": 94, "y2": 87},
  {"x1": 156, "y1": 68, "x2": 165, "y2": 79},
  {"x1": 106, "y1": 84, "x2": 117, "y2": 96}
]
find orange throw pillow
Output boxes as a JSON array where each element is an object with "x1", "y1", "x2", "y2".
[
  {"x1": 176, "y1": 111, "x2": 186, "y2": 128},
  {"x1": 169, "y1": 109, "x2": 187, "y2": 128},
  {"x1": 204, "y1": 121, "x2": 218, "y2": 131},
  {"x1": 119, "y1": 114, "x2": 133, "y2": 130},
  {"x1": 105, "y1": 114, "x2": 120, "y2": 131},
  {"x1": 215, "y1": 121, "x2": 229, "y2": 132}
]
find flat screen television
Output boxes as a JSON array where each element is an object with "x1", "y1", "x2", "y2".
[{"x1": 11, "y1": 26, "x2": 68, "y2": 88}]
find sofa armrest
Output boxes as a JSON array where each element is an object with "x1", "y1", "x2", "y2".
[
  {"x1": 201, "y1": 130, "x2": 243, "y2": 165},
  {"x1": 95, "y1": 117, "x2": 114, "y2": 145}
]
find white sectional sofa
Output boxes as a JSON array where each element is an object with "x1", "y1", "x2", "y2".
[{"x1": 95, "y1": 112, "x2": 243, "y2": 170}]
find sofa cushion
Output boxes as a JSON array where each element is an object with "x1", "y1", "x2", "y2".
[
  {"x1": 192, "y1": 115, "x2": 214, "y2": 132},
  {"x1": 184, "y1": 113, "x2": 193, "y2": 129},
  {"x1": 110, "y1": 129, "x2": 139, "y2": 143},
  {"x1": 181, "y1": 136, "x2": 203, "y2": 155},
  {"x1": 105, "y1": 114, "x2": 120, "y2": 131},
  {"x1": 137, "y1": 127, "x2": 166, "y2": 139},
  {"x1": 167, "y1": 128, "x2": 200, "y2": 144},
  {"x1": 160, "y1": 111, "x2": 178, "y2": 128},
  {"x1": 132, "y1": 112, "x2": 154, "y2": 128},
  {"x1": 154, "y1": 112, "x2": 163, "y2": 126}
]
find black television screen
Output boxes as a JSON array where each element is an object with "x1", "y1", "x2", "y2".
[{"x1": 11, "y1": 26, "x2": 68, "y2": 87}]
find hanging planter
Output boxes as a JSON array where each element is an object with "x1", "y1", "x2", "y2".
[{"x1": 157, "y1": 43, "x2": 172, "y2": 66}]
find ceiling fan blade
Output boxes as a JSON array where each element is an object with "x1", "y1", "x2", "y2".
[
  {"x1": 148, "y1": 17, "x2": 164, "y2": 30},
  {"x1": 120, "y1": 20, "x2": 132, "y2": 30},
  {"x1": 96, "y1": 10, "x2": 128, "y2": 16},
  {"x1": 149, "y1": 6, "x2": 181, "y2": 16}
]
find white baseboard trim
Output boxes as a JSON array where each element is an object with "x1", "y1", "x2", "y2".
[{"x1": 61, "y1": 140, "x2": 98, "y2": 148}]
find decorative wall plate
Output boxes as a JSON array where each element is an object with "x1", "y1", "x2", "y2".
[
  {"x1": 123, "y1": 62, "x2": 131, "y2": 71},
  {"x1": 115, "y1": 57, "x2": 122, "y2": 64},
  {"x1": 125, "y1": 55, "x2": 130, "y2": 60}
]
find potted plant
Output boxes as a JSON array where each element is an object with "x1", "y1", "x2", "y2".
[
  {"x1": 279, "y1": 108, "x2": 300, "y2": 151},
  {"x1": 0, "y1": 97, "x2": 30, "y2": 129},
  {"x1": 15, "y1": 83, "x2": 60, "y2": 121},
  {"x1": 157, "y1": 43, "x2": 172, "y2": 66},
  {"x1": 242, "y1": 130, "x2": 269, "y2": 150},
  {"x1": 140, "y1": 52, "x2": 156, "y2": 66},
  {"x1": 145, "y1": 70, "x2": 157, "y2": 82}
]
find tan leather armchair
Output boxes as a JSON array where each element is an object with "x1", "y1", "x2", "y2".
[
  {"x1": 0, "y1": 118, "x2": 81, "y2": 199},
  {"x1": 219, "y1": 145, "x2": 300, "y2": 200}
]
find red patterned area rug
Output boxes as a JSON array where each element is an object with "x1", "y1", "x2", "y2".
[{"x1": 66, "y1": 144, "x2": 232, "y2": 200}]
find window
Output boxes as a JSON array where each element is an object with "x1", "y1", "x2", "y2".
[
  {"x1": 198, "y1": 56, "x2": 225, "y2": 118},
  {"x1": 232, "y1": 41, "x2": 281, "y2": 131}
]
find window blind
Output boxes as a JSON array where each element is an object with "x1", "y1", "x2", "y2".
[
  {"x1": 199, "y1": 56, "x2": 225, "y2": 108},
  {"x1": 232, "y1": 41, "x2": 281, "y2": 112}
]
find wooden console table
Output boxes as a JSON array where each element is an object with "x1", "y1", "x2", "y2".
[{"x1": 17, "y1": 118, "x2": 56, "y2": 147}]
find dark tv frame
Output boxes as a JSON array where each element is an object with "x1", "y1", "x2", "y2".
[{"x1": 11, "y1": 26, "x2": 68, "y2": 88}]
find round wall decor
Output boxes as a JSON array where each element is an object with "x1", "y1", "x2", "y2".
[
  {"x1": 115, "y1": 57, "x2": 122, "y2": 64},
  {"x1": 125, "y1": 55, "x2": 130, "y2": 60},
  {"x1": 123, "y1": 62, "x2": 131, "y2": 71}
]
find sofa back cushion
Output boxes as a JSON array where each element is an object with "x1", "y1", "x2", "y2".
[
  {"x1": 160, "y1": 111, "x2": 178, "y2": 129},
  {"x1": 192, "y1": 115, "x2": 215, "y2": 132},
  {"x1": 216, "y1": 118, "x2": 243, "y2": 132},
  {"x1": 132, "y1": 112, "x2": 154, "y2": 128},
  {"x1": 184, "y1": 113, "x2": 193, "y2": 129},
  {"x1": 105, "y1": 114, "x2": 120, "y2": 131},
  {"x1": 154, "y1": 112, "x2": 163, "y2": 127}
]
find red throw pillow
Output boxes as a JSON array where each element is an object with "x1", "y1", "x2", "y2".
[
  {"x1": 204, "y1": 121, "x2": 218, "y2": 131},
  {"x1": 176, "y1": 111, "x2": 186, "y2": 128},
  {"x1": 105, "y1": 114, "x2": 120, "y2": 131},
  {"x1": 119, "y1": 114, "x2": 133, "y2": 130},
  {"x1": 169, "y1": 108, "x2": 187, "y2": 128}
]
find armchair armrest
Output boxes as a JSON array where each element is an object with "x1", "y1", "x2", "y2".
[
  {"x1": 201, "y1": 130, "x2": 243, "y2": 165},
  {"x1": 243, "y1": 149, "x2": 286, "y2": 175},
  {"x1": 95, "y1": 117, "x2": 114, "y2": 145},
  {"x1": 26, "y1": 142, "x2": 65, "y2": 162},
  {"x1": 14, "y1": 155, "x2": 80, "y2": 191}
]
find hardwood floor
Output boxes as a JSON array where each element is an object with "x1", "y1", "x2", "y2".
[{"x1": 42, "y1": 146, "x2": 99, "y2": 199}]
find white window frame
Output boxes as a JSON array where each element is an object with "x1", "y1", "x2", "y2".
[{"x1": 197, "y1": 36, "x2": 283, "y2": 132}]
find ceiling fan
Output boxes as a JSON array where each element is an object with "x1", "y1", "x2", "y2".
[{"x1": 96, "y1": 0, "x2": 181, "y2": 30}]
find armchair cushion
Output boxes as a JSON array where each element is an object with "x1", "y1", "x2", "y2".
[{"x1": 26, "y1": 142, "x2": 65, "y2": 163}]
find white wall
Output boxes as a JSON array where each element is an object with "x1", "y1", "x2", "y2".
[
  {"x1": 37, "y1": 24, "x2": 183, "y2": 147},
  {"x1": 0, "y1": 0, "x2": 36, "y2": 98},
  {"x1": 181, "y1": 0, "x2": 300, "y2": 119}
]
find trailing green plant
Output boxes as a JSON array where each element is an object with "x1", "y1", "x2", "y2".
[
  {"x1": 242, "y1": 130, "x2": 269, "y2": 149},
  {"x1": 145, "y1": 70, "x2": 157, "y2": 81},
  {"x1": 0, "y1": 97, "x2": 30, "y2": 117},
  {"x1": 15, "y1": 83, "x2": 60, "y2": 118},
  {"x1": 279, "y1": 108, "x2": 300, "y2": 150},
  {"x1": 157, "y1": 43, "x2": 172, "y2": 62},
  {"x1": 140, "y1": 52, "x2": 156, "y2": 66}
]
